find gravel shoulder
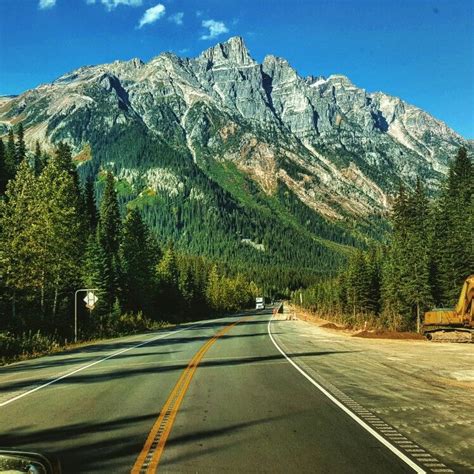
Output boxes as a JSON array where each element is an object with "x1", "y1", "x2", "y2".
[{"x1": 272, "y1": 306, "x2": 474, "y2": 471}]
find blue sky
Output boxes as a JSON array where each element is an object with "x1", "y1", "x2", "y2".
[{"x1": 0, "y1": 0, "x2": 473, "y2": 137}]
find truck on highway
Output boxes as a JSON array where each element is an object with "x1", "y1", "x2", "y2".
[{"x1": 255, "y1": 297, "x2": 265, "y2": 310}]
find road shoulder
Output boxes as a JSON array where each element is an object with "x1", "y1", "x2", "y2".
[{"x1": 270, "y1": 308, "x2": 474, "y2": 472}]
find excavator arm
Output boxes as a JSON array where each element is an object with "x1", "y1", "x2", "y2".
[
  {"x1": 455, "y1": 275, "x2": 474, "y2": 322},
  {"x1": 423, "y1": 275, "x2": 474, "y2": 342}
]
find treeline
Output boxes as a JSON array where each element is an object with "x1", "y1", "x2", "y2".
[
  {"x1": 0, "y1": 127, "x2": 260, "y2": 358},
  {"x1": 293, "y1": 147, "x2": 473, "y2": 331}
]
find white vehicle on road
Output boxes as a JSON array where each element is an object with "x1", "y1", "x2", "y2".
[{"x1": 255, "y1": 297, "x2": 265, "y2": 310}]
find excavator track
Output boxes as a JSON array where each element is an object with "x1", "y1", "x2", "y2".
[{"x1": 424, "y1": 329, "x2": 473, "y2": 343}]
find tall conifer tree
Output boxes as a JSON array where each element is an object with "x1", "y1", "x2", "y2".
[
  {"x1": 98, "y1": 172, "x2": 121, "y2": 259},
  {"x1": 33, "y1": 141, "x2": 43, "y2": 176},
  {"x1": 121, "y1": 208, "x2": 154, "y2": 314},
  {"x1": 0, "y1": 161, "x2": 39, "y2": 320},
  {"x1": 206, "y1": 265, "x2": 221, "y2": 311},
  {"x1": 403, "y1": 179, "x2": 433, "y2": 330},
  {"x1": 84, "y1": 176, "x2": 98, "y2": 232},
  {"x1": 97, "y1": 171, "x2": 122, "y2": 312},
  {"x1": 35, "y1": 150, "x2": 84, "y2": 318},
  {"x1": 0, "y1": 138, "x2": 6, "y2": 194},
  {"x1": 15, "y1": 123, "x2": 26, "y2": 164},
  {"x1": 5, "y1": 129, "x2": 16, "y2": 180},
  {"x1": 433, "y1": 147, "x2": 473, "y2": 304},
  {"x1": 156, "y1": 243, "x2": 180, "y2": 317}
]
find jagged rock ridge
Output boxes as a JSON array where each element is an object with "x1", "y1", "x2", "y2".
[{"x1": 0, "y1": 36, "x2": 469, "y2": 219}]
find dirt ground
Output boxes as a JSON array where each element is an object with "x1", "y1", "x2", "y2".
[{"x1": 290, "y1": 306, "x2": 426, "y2": 340}]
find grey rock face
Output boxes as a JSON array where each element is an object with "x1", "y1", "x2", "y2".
[{"x1": 0, "y1": 36, "x2": 469, "y2": 219}]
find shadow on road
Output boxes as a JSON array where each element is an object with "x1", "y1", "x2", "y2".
[
  {"x1": 0, "y1": 408, "x2": 298, "y2": 473},
  {"x1": 0, "y1": 348, "x2": 358, "y2": 395},
  {"x1": 0, "y1": 412, "x2": 158, "y2": 473},
  {"x1": 160, "y1": 413, "x2": 294, "y2": 467},
  {"x1": 0, "y1": 328, "x2": 272, "y2": 380},
  {"x1": 0, "y1": 312, "x2": 271, "y2": 376}
]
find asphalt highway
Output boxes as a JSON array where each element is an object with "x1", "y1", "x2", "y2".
[{"x1": 0, "y1": 309, "x2": 422, "y2": 473}]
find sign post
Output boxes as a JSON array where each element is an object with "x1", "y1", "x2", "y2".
[{"x1": 74, "y1": 289, "x2": 98, "y2": 343}]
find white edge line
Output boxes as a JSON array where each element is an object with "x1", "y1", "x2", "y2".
[
  {"x1": 0, "y1": 322, "x2": 203, "y2": 408},
  {"x1": 267, "y1": 312, "x2": 426, "y2": 474}
]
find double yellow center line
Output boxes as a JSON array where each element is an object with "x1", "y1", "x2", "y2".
[{"x1": 131, "y1": 318, "x2": 246, "y2": 473}]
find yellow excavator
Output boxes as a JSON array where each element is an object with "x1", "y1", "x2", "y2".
[{"x1": 422, "y1": 275, "x2": 474, "y2": 342}]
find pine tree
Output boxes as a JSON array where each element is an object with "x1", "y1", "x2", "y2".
[
  {"x1": 346, "y1": 251, "x2": 372, "y2": 315},
  {"x1": 83, "y1": 234, "x2": 113, "y2": 317},
  {"x1": 96, "y1": 171, "x2": 122, "y2": 312},
  {"x1": 381, "y1": 188, "x2": 413, "y2": 320},
  {"x1": 155, "y1": 243, "x2": 180, "y2": 317},
  {"x1": 121, "y1": 208, "x2": 155, "y2": 314},
  {"x1": 178, "y1": 260, "x2": 196, "y2": 311},
  {"x1": 206, "y1": 264, "x2": 221, "y2": 311},
  {"x1": 33, "y1": 141, "x2": 44, "y2": 176},
  {"x1": 98, "y1": 171, "x2": 121, "y2": 259},
  {"x1": 0, "y1": 138, "x2": 6, "y2": 194},
  {"x1": 4, "y1": 128, "x2": 16, "y2": 180},
  {"x1": 429, "y1": 200, "x2": 446, "y2": 307},
  {"x1": 403, "y1": 179, "x2": 433, "y2": 330},
  {"x1": 53, "y1": 142, "x2": 74, "y2": 174},
  {"x1": 366, "y1": 247, "x2": 381, "y2": 314},
  {"x1": 15, "y1": 123, "x2": 26, "y2": 164},
  {"x1": 433, "y1": 147, "x2": 473, "y2": 305},
  {"x1": 156, "y1": 244, "x2": 179, "y2": 287},
  {"x1": 392, "y1": 182, "x2": 409, "y2": 235},
  {"x1": 35, "y1": 153, "x2": 84, "y2": 318},
  {"x1": 0, "y1": 161, "x2": 39, "y2": 320},
  {"x1": 447, "y1": 148, "x2": 473, "y2": 289},
  {"x1": 84, "y1": 175, "x2": 98, "y2": 232},
  {"x1": 0, "y1": 143, "x2": 83, "y2": 327}
]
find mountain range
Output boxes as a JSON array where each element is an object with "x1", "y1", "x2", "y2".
[{"x1": 0, "y1": 36, "x2": 470, "y2": 284}]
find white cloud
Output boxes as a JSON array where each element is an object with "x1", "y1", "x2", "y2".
[
  {"x1": 138, "y1": 4, "x2": 166, "y2": 28},
  {"x1": 196, "y1": 10, "x2": 203, "y2": 17},
  {"x1": 200, "y1": 19, "x2": 229, "y2": 40},
  {"x1": 87, "y1": 0, "x2": 143, "y2": 10},
  {"x1": 168, "y1": 12, "x2": 184, "y2": 25},
  {"x1": 39, "y1": 0, "x2": 56, "y2": 9}
]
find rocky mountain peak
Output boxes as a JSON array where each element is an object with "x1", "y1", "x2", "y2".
[
  {"x1": 262, "y1": 55, "x2": 290, "y2": 69},
  {"x1": 130, "y1": 58, "x2": 144, "y2": 68},
  {"x1": 198, "y1": 36, "x2": 255, "y2": 67},
  {"x1": 262, "y1": 55, "x2": 299, "y2": 83},
  {"x1": 327, "y1": 74, "x2": 355, "y2": 88},
  {"x1": 0, "y1": 37, "x2": 470, "y2": 222},
  {"x1": 305, "y1": 75, "x2": 328, "y2": 88}
]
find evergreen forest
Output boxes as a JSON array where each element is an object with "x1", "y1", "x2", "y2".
[
  {"x1": 292, "y1": 147, "x2": 473, "y2": 331},
  {"x1": 0, "y1": 128, "x2": 261, "y2": 361}
]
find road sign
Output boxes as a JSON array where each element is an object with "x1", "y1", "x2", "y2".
[
  {"x1": 83, "y1": 291, "x2": 98, "y2": 309},
  {"x1": 75, "y1": 288, "x2": 99, "y2": 343}
]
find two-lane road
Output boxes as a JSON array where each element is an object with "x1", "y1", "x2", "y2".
[{"x1": 1, "y1": 309, "x2": 422, "y2": 473}]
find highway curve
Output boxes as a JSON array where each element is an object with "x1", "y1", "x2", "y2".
[{"x1": 0, "y1": 308, "x2": 428, "y2": 473}]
